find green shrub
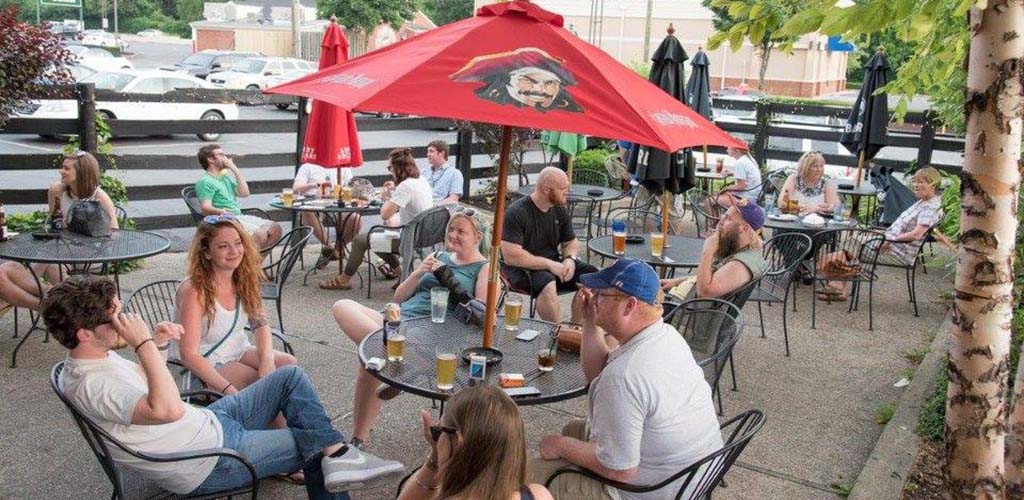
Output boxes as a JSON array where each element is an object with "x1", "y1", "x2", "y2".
[{"x1": 7, "y1": 211, "x2": 48, "y2": 232}]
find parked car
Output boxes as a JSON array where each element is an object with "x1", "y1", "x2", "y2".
[
  {"x1": 68, "y1": 46, "x2": 134, "y2": 72},
  {"x1": 263, "y1": 69, "x2": 318, "y2": 110},
  {"x1": 81, "y1": 30, "x2": 128, "y2": 51},
  {"x1": 17, "y1": 70, "x2": 239, "y2": 141},
  {"x1": 160, "y1": 50, "x2": 260, "y2": 80},
  {"x1": 208, "y1": 56, "x2": 315, "y2": 90},
  {"x1": 136, "y1": 29, "x2": 164, "y2": 38}
]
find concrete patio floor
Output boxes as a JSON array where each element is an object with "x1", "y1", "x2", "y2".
[{"x1": 0, "y1": 223, "x2": 951, "y2": 499}]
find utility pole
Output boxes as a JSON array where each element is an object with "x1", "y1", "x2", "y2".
[
  {"x1": 642, "y1": 0, "x2": 653, "y2": 58},
  {"x1": 292, "y1": 0, "x2": 301, "y2": 58},
  {"x1": 113, "y1": 0, "x2": 118, "y2": 34}
]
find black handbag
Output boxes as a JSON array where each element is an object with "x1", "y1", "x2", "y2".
[{"x1": 66, "y1": 199, "x2": 112, "y2": 237}]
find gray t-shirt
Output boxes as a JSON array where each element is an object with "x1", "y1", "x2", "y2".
[{"x1": 589, "y1": 321, "x2": 722, "y2": 500}]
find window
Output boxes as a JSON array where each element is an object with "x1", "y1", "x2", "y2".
[
  {"x1": 81, "y1": 72, "x2": 133, "y2": 91},
  {"x1": 233, "y1": 59, "x2": 267, "y2": 74},
  {"x1": 264, "y1": 62, "x2": 282, "y2": 75},
  {"x1": 182, "y1": 53, "x2": 215, "y2": 66},
  {"x1": 164, "y1": 78, "x2": 198, "y2": 91},
  {"x1": 280, "y1": 61, "x2": 296, "y2": 71},
  {"x1": 129, "y1": 78, "x2": 165, "y2": 94}
]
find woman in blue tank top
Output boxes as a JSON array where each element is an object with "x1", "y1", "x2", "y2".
[{"x1": 332, "y1": 208, "x2": 491, "y2": 447}]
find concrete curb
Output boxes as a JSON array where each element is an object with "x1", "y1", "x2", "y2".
[{"x1": 849, "y1": 312, "x2": 950, "y2": 499}]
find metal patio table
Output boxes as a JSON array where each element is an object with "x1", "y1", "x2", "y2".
[
  {"x1": 515, "y1": 183, "x2": 623, "y2": 203},
  {"x1": 694, "y1": 169, "x2": 733, "y2": 192},
  {"x1": 588, "y1": 234, "x2": 704, "y2": 272},
  {"x1": 269, "y1": 198, "x2": 382, "y2": 283},
  {"x1": 836, "y1": 182, "x2": 878, "y2": 223},
  {"x1": 0, "y1": 229, "x2": 170, "y2": 367},
  {"x1": 358, "y1": 316, "x2": 588, "y2": 406}
]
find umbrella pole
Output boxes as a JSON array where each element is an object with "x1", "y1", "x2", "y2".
[
  {"x1": 702, "y1": 145, "x2": 708, "y2": 170},
  {"x1": 661, "y1": 191, "x2": 671, "y2": 236},
  {"x1": 566, "y1": 155, "x2": 574, "y2": 185},
  {"x1": 482, "y1": 126, "x2": 513, "y2": 351},
  {"x1": 854, "y1": 150, "x2": 865, "y2": 188}
]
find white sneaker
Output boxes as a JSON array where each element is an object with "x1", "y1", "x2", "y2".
[{"x1": 322, "y1": 446, "x2": 405, "y2": 492}]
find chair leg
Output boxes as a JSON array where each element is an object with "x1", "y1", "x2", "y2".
[
  {"x1": 756, "y1": 302, "x2": 766, "y2": 339},
  {"x1": 728, "y1": 353, "x2": 737, "y2": 391},
  {"x1": 904, "y1": 268, "x2": 913, "y2": 303},
  {"x1": 868, "y1": 279, "x2": 875, "y2": 331},
  {"x1": 276, "y1": 298, "x2": 285, "y2": 336},
  {"x1": 910, "y1": 266, "x2": 920, "y2": 317},
  {"x1": 811, "y1": 277, "x2": 817, "y2": 330},
  {"x1": 782, "y1": 293, "x2": 791, "y2": 357}
]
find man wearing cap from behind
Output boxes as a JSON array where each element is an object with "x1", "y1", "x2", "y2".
[
  {"x1": 531, "y1": 258, "x2": 722, "y2": 499},
  {"x1": 661, "y1": 199, "x2": 769, "y2": 300}
]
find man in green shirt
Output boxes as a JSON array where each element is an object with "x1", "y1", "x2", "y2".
[
  {"x1": 661, "y1": 199, "x2": 768, "y2": 300},
  {"x1": 195, "y1": 144, "x2": 282, "y2": 249}
]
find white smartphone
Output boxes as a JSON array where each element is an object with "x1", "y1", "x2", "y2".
[
  {"x1": 516, "y1": 329, "x2": 541, "y2": 341},
  {"x1": 504, "y1": 386, "x2": 542, "y2": 397}
]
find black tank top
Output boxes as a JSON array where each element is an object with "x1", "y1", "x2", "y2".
[{"x1": 519, "y1": 486, "x2": 535, "y2": 500}]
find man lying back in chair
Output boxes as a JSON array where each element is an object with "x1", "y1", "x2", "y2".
[
  {"x1": 530, "y1": 259, "x2": 722, "y2": 499},
  {"x1": 45, "y1": 275, "x2": 404, "y2": 499},
  {"x1": 660, "y1": 200, "x2": 768, "y2": 301}
]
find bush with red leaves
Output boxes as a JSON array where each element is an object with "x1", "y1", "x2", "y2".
[{"x1": 0, "y1": 5, "x2": 75, "y2": 127}]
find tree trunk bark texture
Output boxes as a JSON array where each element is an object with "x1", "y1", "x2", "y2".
[
  {"x1": 756, "y1": 42, "x2": 773, "y2": 92},
  {"x1": 946, "y1": 2, "x2": 1023, "y2": 498}
]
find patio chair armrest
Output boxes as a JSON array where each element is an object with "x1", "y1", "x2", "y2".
[
  {"x1": 180, "y1": 389, "x2": 225, "y2": 401},
  {"x1": 241, "y1": 207, "x2": 272, "y2": 220},
  {"x1": 144, "y1": 447, "x2": 257, "y2": 481},
  {"x1": 543, "y1": 465, "x2": 664, "y2": 493}
]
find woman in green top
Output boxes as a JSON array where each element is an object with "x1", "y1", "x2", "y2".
[{"x1": 331, "y1": 208, "x2": 491, "y2": 446}]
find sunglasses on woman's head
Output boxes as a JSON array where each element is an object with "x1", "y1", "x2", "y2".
[
  {"x1": 452, "y1": 205, "x2": 477, "y2": 217},
  {"x1": 430, "y1": 424, "x2": 457, "y2": 442},
  {"x1": 202, "y1": 213, "x2": 236, "y2": 225}
]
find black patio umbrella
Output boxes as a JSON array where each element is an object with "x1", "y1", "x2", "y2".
[
  {"x1": 839, "y1": 47, "x2": 892, "y2": 187},
  {"x1": 627, "y1": 24, "x2": 693, "y2": 235},
  {"x1": 686, "y1": 48, "x2": 714, "y2": 170}
]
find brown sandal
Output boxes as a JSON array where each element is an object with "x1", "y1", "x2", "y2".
[
  {"x1": 319, "y1": 275, "x2": 352, "y2": 290},
  {"x1": 816, "y1": 290, "x2": 847, "y2": 302}
]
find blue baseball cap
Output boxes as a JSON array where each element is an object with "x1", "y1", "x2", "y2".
[{"x1": 580, "y1": 258, "x2": 660, "y2": 305}]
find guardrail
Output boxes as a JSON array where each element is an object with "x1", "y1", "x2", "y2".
[{"x1": 1, "y1": 85, "x2": 965, "y2": 230}]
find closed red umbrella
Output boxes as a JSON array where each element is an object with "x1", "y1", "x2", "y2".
[
  {"x1": 301, "y1": 17, "x2": 363, "y2": 179},
  {"x1": 267, "y1": 1, "x2": 744, "y2": 351}
]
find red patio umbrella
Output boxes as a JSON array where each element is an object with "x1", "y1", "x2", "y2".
[
  {"x1": 301, "y1": 17, "x2": 363, "y2": 181},
  {"x1": 267, "y1": 1, "x2": 745, "y2": 353}
]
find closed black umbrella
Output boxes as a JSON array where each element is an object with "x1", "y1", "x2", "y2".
[
  {"x1": 686, "y1": 48, "x2": 714, "y2": 170},
  {"x1": 627, "y1": 24, "x2": 693, "y2": 234},
  {"x1": 840, "y1": 47, "x2": 892, "y2": 187}
]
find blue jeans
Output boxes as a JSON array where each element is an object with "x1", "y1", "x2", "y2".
[{"x1": 190, "y1": 366, "x2": 350, "y2": 500}]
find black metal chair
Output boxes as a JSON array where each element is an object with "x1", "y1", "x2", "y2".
[
  {"x1": 566, "y1": 194, "x2": 597, "y2": 258},
  {"x1": 544, "y1": 409, "x2": 766, "y2": 499},
  {"x1": 810, "y1": 228, "x2": 884, "y2": 331},
  {"x1": 867, "y1": 226, "x2": 937, "y2": 317},
  {"x1": 363, "y1": 205, "x2": 450, "y2": 299},
  {"x1": 765, "y1": 169, "x2": 790, "y2": 207},
  {"x1": 748, "y1": 233, "x2": 813, "y2": 356},
  {"x1": 572, "y1": 168, "x2": 610, "y2": 187},
  {"x1": 686, "y1": 190, "x2": 722, "y2": 238},
  {"x1": 260, "y1": 226, "x2": 313, "y2": 334},
  {"x1": 664, "y1": 298, "x2": 744, "y2": 416},
  {"x1": 50, "y1": 362, "x2": 258, "y2": 500},
  {"x1": 181, "y1": 186, "x2": 273, "y2": 226}
]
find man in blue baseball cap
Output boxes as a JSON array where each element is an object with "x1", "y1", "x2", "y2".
[{"x1": 531, "y1": 259, "x2": 722, "y2": 499}]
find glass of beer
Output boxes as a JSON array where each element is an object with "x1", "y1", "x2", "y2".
[
  {"x1": 332, "y1": 183, "x2": 342, "y2": 199},
  {"x1": 612, "y1": 220, "x2": 627, "y2": 256},
  {"x1": 650, "y1": 232, "x2": 665, "y2": 257},
  {"x1": 504, "y1": 295, "x2": 523, "y2": 331},
  {"x1": 537, "y1": 347, "x2": 557, "y2": 372},
  {"x1": 386, "y1": 321, "x2": 405, "y2": 362},
  {"x1": 281, "y1": 188, "x2": 294, "y2": 207},
  {"x1": 430, "y1": 287, "x2": 449, "y2": 324},
  {"x1": 435, "y1": 346, "x2": 457, "y2": 390},
  {"x1": 341, "y1": 185, "x2": 353, "y2": 204}
]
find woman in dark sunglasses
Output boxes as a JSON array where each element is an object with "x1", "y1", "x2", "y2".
[{"x1": 398, "y1": 385, "x2": 552, "y2": 500}]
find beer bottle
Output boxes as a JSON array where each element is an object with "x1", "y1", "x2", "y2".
[{"x1": 0, "y1": 203, "x2": 7, "y2": 241}]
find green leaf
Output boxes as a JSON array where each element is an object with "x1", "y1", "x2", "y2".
[
  {"x1": 909, "y1": 12, "x2": 934, "y2": 40},
  {"x1": 729, "y1": 1, "x2": 750, "y2": 18},
  {"x1": 707, "y1": 32, "x2": 728, "y2": 51},
  {"x1": 893, "y1": 98, "x2": 909, "y2": 122},
  {"x1": 893, "y1": 0, "x2": 916, "y2": 20},
  {"x1": 750, "y1": 20, "x2": 767, "y2": 45},
  {"x1": 819, "y1": 8, "x2": 851, "y2": 35},
  {"x1": 749, "y1": 4, "x2": 764, "y2": 18},
  {"x1": 729, "y1": 30, "x2": 746, "y2": 52},
  {"x1": 780, "y1": 9, "x2": 825, "y2": 36}
]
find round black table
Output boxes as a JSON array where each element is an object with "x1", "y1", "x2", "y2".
[
  {"x1": 515, "y1": 184, "x2": 622, "y2": 203},
  {"x1": 836, "y1": 182, "x2": 878, "y2": 223},
  {"x1": 763, "y1": 215, "x2": 859, "y2": 237},
  {"x1": 0, "y1": 229, "x2": 170, "y2": 367},
  {"x1": 588, "y1": 234, "x2": 704, "y2": 269},
  {"x1": 358, "y1": 316, "x2": 588, "y2": 406},
  {"x1": 269, "y1": 198, "x2": 381, "y2": 282},
  {"x1": 694, "y1": 169, "x2": 732, "y2": 192}
]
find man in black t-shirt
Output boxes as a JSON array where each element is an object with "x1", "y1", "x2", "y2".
[{"x1": 501, "y1": 167, "x2": 598, "y2": 322}]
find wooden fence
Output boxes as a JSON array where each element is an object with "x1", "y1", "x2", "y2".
[{"x1": 0, "y1": 84, "x2": 965, "y2": 230}]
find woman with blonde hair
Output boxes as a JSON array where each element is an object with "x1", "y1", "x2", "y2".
[
  {"x1": 175, "y1": 215, "x2": 298, "y2": 396},
  {"x1": 398, "y1": 384, "x2": 553, "y2": 500},
  {"x1": 777, "y1": 151, "x2": 839, "y2": 214},
  {"x1": 0, "y1": 151, "x2": 118, "y2": 316},
  {"x1": 332, "y1": 208, "x2": 490, "y2": 447}
]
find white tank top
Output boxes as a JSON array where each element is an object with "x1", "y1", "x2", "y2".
[{"x1": 171, "y1": 297, "x2": 251, "y2": 366}]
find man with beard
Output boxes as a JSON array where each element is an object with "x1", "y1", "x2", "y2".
[
  {"x1": 450, "y1": 47, "x2": 583, "y2": 113},
  {"x1": 661, "y1": 199, "x2": 768, "y2": 299},
  {"x1": 501, "y1": 167, "x2": 598, "y2": 323},
  {"x1": 531, "y1": 259, "x2": 722, "y2": 499}
]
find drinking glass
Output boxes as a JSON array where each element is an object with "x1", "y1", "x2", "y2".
[
  {"x1": 341, "y1": 185, "x2": 353, "y2": 204},
  {"x1": 435, "y1": 345, "x2": 457, "y2": 390},
  {"x1": 281, "y1": 188, "x2": 294, "y2": 207},
  {"x1": 537, "y1": 347, "x2": 557, "y2": 372},
  {"x1": 833, "y1": 201, "x2": 845, "y2": 223},
  {"x1": 612, "y1": 220, "x2": 626, "y2": 256},
  {"x1": 430, "y1": 287, "x2": 449, "y2": 324},
  {"x1": 386, "y1": 330, "x2": 405, "y2": 362},
  {"x1": 650, "y1": 232, "x2": 665, "y2": 257},
  {"x1": 504, "y1": 295, "x2": 523, "y2": 331}
]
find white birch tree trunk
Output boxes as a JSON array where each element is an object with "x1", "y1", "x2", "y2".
[{"x1": 946, "y1": 1, "x2": 1023, "y2": 498}]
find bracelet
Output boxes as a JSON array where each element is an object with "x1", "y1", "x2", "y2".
[
  {"x1": 134, "y1": 339, "x2": 154, "y2": 354},
  {"x1": 221, "y1": 382, "x2": 233, "y2": 393},
  {"x1": 414, "y1": 475, "x2": 438, "y2": 491}
]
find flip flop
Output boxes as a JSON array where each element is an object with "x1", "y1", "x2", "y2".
[
  {"x1": 273, "y1": 471, "x2": 305, "y2": 485},
  {"x1": 319, "y1": 275, "x2": 352, "y2": 290},
  {"x1": 816, "y1": 291, "x2": 848, "y2": 302},
  {"x1": 376, "y1": 263, "x2": 398, "y2": 280}
]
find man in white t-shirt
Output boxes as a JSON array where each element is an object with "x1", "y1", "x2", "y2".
[
  {"x1": 716, "y1": 145, "x2": 763, "y2": 207},
  {"x1": 46, "y1": 275, "x2": 404, "y2": 498},
  {"x1": 293, "y1": 163, "x2": 360, "y2": 260},
  {"x1": 531, "y1": 259, "x2": 722, "y2": 500}
]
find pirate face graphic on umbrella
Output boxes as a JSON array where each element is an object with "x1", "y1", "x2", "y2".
[{"x1": 451, "y1": 47, "x2": 583, "y2": 113}]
